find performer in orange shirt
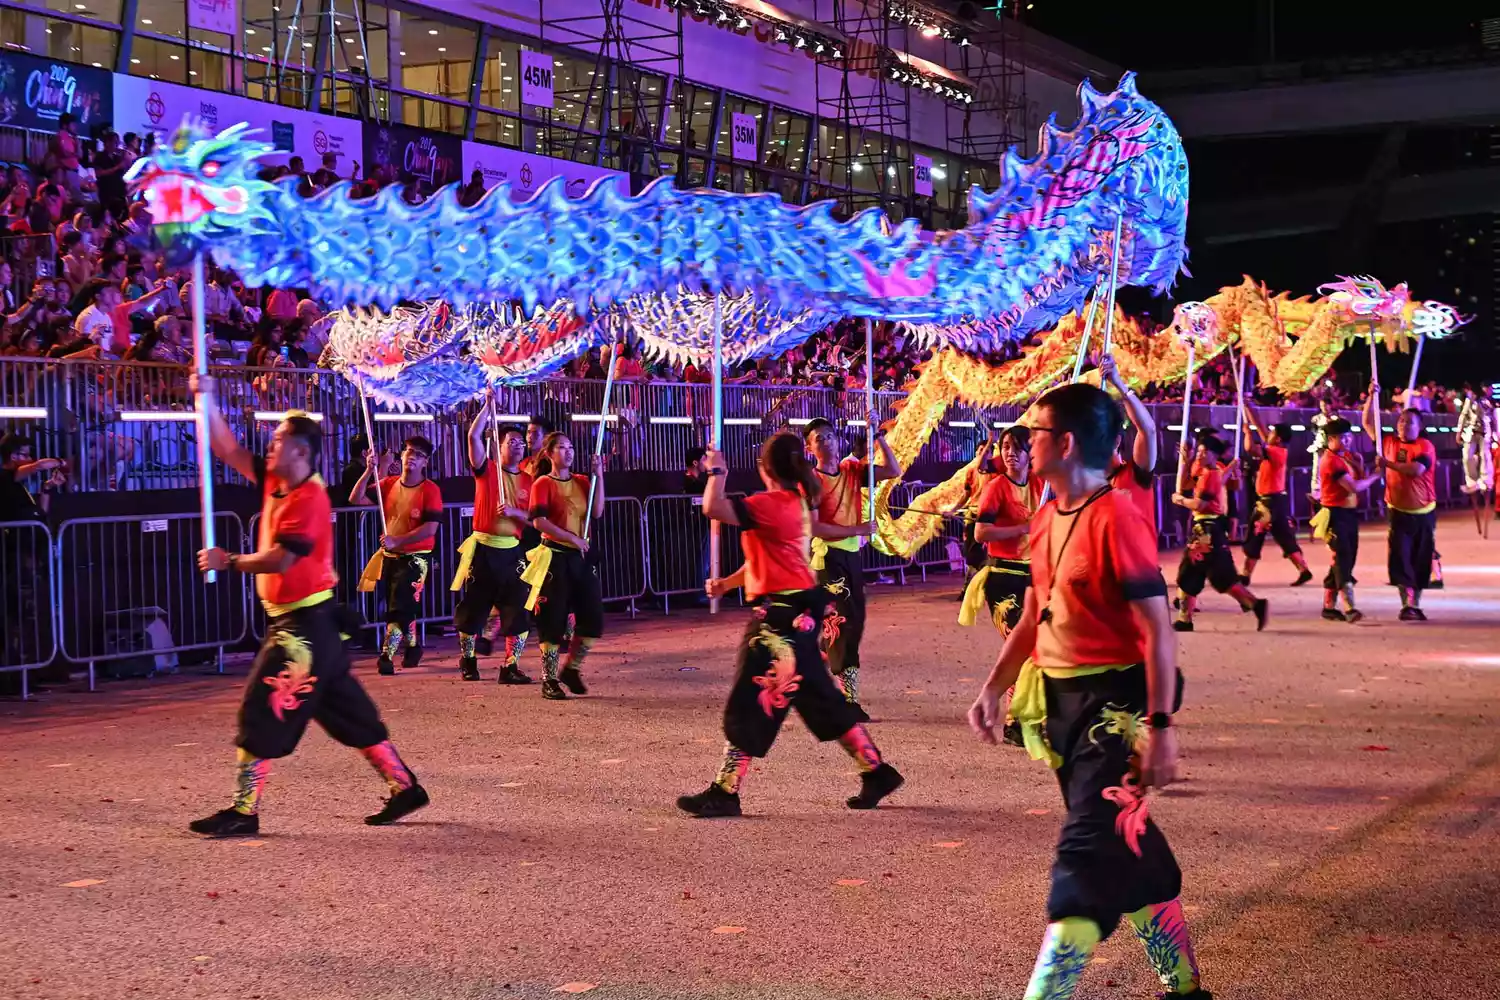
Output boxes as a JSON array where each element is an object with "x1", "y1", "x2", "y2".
[
  {"x1": 1170, "y1": 435, "x2": 1268, "y2": 633},
  {"x1": 1316, "y1": 418, "x2": 1381, "y2": 622},
  {"x1": 968, "y1": 383, "x2": 1204, "y2": 1000},
  {"x1": 1099, "y1": 355, "x2": 1159, "y2": 537},
  {"x1": 351, "y1": 436, "x2": 444, "y2": 674},
  {"x1": 1239, "y1": 405, "x2": 1313, "y2": 587},
  {"x1": 1363, "y1": 397, "x2": 1439, "y2": 620},
  {"x1": 677, "y1": 432, "x2": 902, "y2": 817},
  {"x1": 969, "y1": 425, "x2": 1044, "y2": 636},
  {"x1": 453, "y1": 397, "x2": 534, "y2": 683},
  {"x1": 188, "y1": 377, "x2": 427, "y2": 836}
]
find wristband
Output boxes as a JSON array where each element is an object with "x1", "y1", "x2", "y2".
[
  {"x1": 1149, "y1": 712, "x2": 1172, "y2": 730},
  {"x1": 227, "y1": 553, "x2": 239, "y2": 572},
  {"x1": 707, "y1": 468, "x2": 726, "y2": 477}
]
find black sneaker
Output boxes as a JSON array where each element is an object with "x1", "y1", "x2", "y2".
[
  {"x1": 541, "y1": 678, "x2": 568, "y2": 700},
  {"x1": 1321, "y1": 608, "x2": 1346, "y2": 621},
  {"x1": 1345, "y1": 609, "x2": 1364, "y2": 624},
  {"x1": 1172, "y1": 619, "x2": 1194, "y2": 633},
  {"x1": 402, "y1": 644, "x2": 424, "y2": 670},
  {"x1": 188, "y1": 808, "x2": 259, "y2": 837},
  {"x1": 459, "y1": 656, "x2": 481, "y2": 681},
  {"x1": 377, "y1": 655, "x2": 396, "y2": 676},
  {"x1": 1250, "y1": 598, "x2": 1269, "y2": 631},
  {"x1": 847, "y1": 762, "x2": 904, "y2": 810},
  {"x1": 365, "y1": 783, "x2": 430, "y2": 826},
  {"x1": 1238, "y1": 574, "x2": 1251, "y2": 587},
  {"x1": 558, "y1": 666, "x2": 588, "y2": 695},
  {"x1": 498, "y1": 664, "x2": 533, "y2": 685},
  {"x1": 677, "y1": 785, "x2": 742, "y2": 818},
  {"x1": 847, "y1": 700, "x2": 871, "y2": 723},
  {"x1": 474, "y1": 636, "x2": 494, "y2": 656},
  {"x1": 1291, "y1": 569, "x2": 1314, "y2": 587},
  {"x1": 1001, "y1": 720, "x2": 1025, "y2": 748},
  {"x1": 1411, "y1": 607, "x2": 1428, "y2": 621}
]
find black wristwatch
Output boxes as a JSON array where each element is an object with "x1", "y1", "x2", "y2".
[
  {"x1": 707, "y1": 468, "x2": 726, "y2": 477},
  {"x1": 227, "y1": 553, "x2": 240, "y2": 572},
  {"x1": 1149, "y1": 712, "x2": 1172, "y2": 730}
]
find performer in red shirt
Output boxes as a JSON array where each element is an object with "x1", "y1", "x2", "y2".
[
  {"x1": 452, "y1": 396, "x2": 534, "y2": 682},
  {"x1": 1239, "y1": 405, "x2": 1313, "y2": 587},
  {"x1": 525, "y1": 432, "x2": 606, "y2": 700},
  {"x1": 1100, "y1": 355, "x2": 1160, "y2": 537},
  {"x1": 677, "y1": 432, "x2": 903, "y2": 817},
  {"x1": 803, "y1": 416, "x2": 903, "y2": 719},
  {"x1": 478, "y1": 413, "x2": 554, "y2": 655},
  {"x1": 1316, "y1": 418, "x2": 1381, "y2": 622},
  {"x1": 960, "y1": 429, "x2": 1003, "y2": 573},
  {"x1": 1363, "y1": 397, "x2": 1439, "y2": 620},
  {"x1": 351, "y1": 435, "x2": 444, "y2": 674},
  {"x1": 968, "y1": 383, "x2": 1204, "y2": 1000},
  {"x1": 188, "y1": 376, "x2": 427, "y2": 837},
  {"x1": 969, "y1": 425, "x2": 1044, "y2": 636},
  {"x1": 1170, "y1": 434, "x2": 1268, "y2": 632}
]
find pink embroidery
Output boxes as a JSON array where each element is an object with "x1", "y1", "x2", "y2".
[
  {"x1": 852, "y1": 251, "x2": 938, "y2": 299},
  {"x1": 821, "y1": 609, "x2": 846, "y2": 646},
  {"x1": 753, "y1": 660, "x2": 803, "y2": 717},
  {"x1": 1102, "y1": 773, "x2": 1150, "y2": 857},
  {"x1": 263, "y1": 670, "x2": 316, "y2": 722},
  {"x1": 792, "y1": 612, "x2": 816, "y2": 632}
]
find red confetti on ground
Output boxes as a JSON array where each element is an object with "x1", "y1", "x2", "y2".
[
  {"x1": 681, "y1": 890, "x2": 694, "y2": 900},
  {"x1": 834, "y1": 879, "x2": 868, "y2": 887},
  {"x1": 553, "y1": 983, "x2": 597, "y2": 994},
  {"x1": 933, "y1": 841, "x2": 964, "y2": 849},
  {"x1": 1362, "y1": 745, "x2": 1390, "y2": 752},
  {"x1": 1025, "y1": 808, "x2": 1051, "y2": 816},
  {"x1": 712, "y1": 926, "x2": 747, "y2": 934},
  {"x1": 205, "y1": 891, "x2": 219, "y2": 899},
  {"x1": 1365, "y1": 935, "x2": 1388, "y2": 944}
]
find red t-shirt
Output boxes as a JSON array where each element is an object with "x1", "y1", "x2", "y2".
[
  {"x1": 530, "y1": 474, "x2": 592, "y2": 547},
  {"x1": 473, "y1": 459, "x2": 532, "y2": 539},
  {"x1": 1028, "y1": 488, "x2": 1166, "y2": 671},
  {"x1": 257, "y1": 465, "x2": 337, "y2": 607},
  {"x1": 1190, "y1": 465, "x2": 1227, "y2": 517},
  {"x1": 1256, "y1": 444, "x2": 1288, "y2": 496},
  {"x1": 976, "y1": 474, "x2": 1043, "y2": 560},
  {"x1": 1109, "y1": 459, "x2": 1157, "y2": 537},
  {"x1": 1383, "y1": 436, "x2": 1436, "y2": 513},
  {"x1": 732, "y1": 489, "x2": 816, "y2": 599},
  {"x1": 1319, "y1": 450, "x2": 1361, "y2": 509},
  {"x1": 378, "y1": 476, "x2": 443, "y2": 553},
  {"x1": 815, "y1": 457, "x2": 869, "y2": 528}
]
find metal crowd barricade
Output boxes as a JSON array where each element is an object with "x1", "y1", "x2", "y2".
[
  {"x1": 0, "y1": 520, "x2": 58, "y2": 699},
  {"x1": 901, "y1": 482, "x2": 966, "y2": 579},
  {"x1": 642, "y1": 492, "x2": 746, "y2": 613},
  {"x1": 595, "y1": 496, "x2": 648, "y2": 611},
  {"x1": 56, "y1": 512, "x2": 249, "y2": 689}
]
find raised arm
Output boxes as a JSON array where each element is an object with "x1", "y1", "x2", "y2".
[
  {"x1": 1100, "y1": 354, "x2": 1157, "y2": 472},
  {"x1": 700, "y1": 447, "x2": 737, "y2": 525},
  {"x1": 1361, "y1": 388, "x2": 1380, "y2": 444},
  {"x1": 466, "y1": 401, "x2": 490, "y2": 471},
  {"x1": 871, "y1": 428, "x2": 902, "y2": 482},
  {"x1": 588, "y1": 456, "x2": 606, "y2": 519},
  {"x1": 1241, "y1": 401, "x2": 1266, "y2": 458},
  {"x1": 187, "y1": 374, "x2": 258, "y2": 482}
]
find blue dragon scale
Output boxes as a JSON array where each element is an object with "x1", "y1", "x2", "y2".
[{"x1": 129, "y1": 73, "x2": 1188, "y2": 340}]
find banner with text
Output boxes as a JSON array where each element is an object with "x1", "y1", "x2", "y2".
[
  {"x1": 913, "y1": 153, "x2": 933, "y2": 197},
  {"x1": 730, "y1": 112, "x2": 758, "y2": 162},
  {"x1": 187, "y1": 0, "x2": 240, "y2": 35},
  {"x1": 365, "y1": 123, "x2": 464, "y2": 198},
  {"x1": 0, "y1": 49, "x2": 111, "y2": 133},
  {"x1": 519, "y1": 50, "x2": 555, "y2": 108},
  {"x1": 461, "y1": 141, "x2": 628, "y2": 202}
]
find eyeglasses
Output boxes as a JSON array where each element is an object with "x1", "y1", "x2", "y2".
[{"x1": 1027, "y1": 425, "x2": 1061, "y2": 435}]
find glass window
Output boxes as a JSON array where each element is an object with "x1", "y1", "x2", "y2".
[
  {"x1": 473, "y1": 110, "x2": 522, "y2": 150},
  {"x1": 0, "y1": 10, "x2": 118, "y2": 67},
  {"x1": 550, "y1": 53, "x2": 601, "y2": 132},
  {"x1": 765, "y1": 110, "x2": 810, "y2": 173},
  {"x1": 478, "y1": 35, "x2": 521, "y2": 114},
  {"x1": 715, "y1": 94, "x2": 764, "y2": 163},
  {"x1": 401, "y1": 95, "x2": 466, "y2": 136},
  {"x1": 129, "y1": 35, "x2": 188, "y2": 84},
  {"x1": 815, "y1": 122, "x2": 851, "y2": 190},
  {"x1": 17, "y1": 0, "x2": 123, "y2": 17},
  {"x1": 398, "y1": 14, "x2": 475, "y2": 104},
  {"x1": 134, "y1": 0, "x2": 182, "y2": 36},
  {"x1": 609, "y1": 66, "x2": 664, "y2": 139},
  {"x1": 667, "y1": 83, "x2": 715, "y2": 152}
]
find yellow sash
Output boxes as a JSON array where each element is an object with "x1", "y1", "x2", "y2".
[
  {"x1": 449, "y1": 531, "x2": 519, "y2": 591},
  {"x1": 810, "y1": 535, "x2": 858, "y2": 571},
  {"x1": 519, "y1": 543, "x2": 553, "y2": 611},
  {"x1": 958, "y1": 565, "x2": 992, "y2": 627},
  {"x1": 1310, "y1": 505, "x2": 1332, "y2": 541},
  {"x1": 261, "y1": 589, "x2": 333, "y2": 618},
  {"x1": 1011, "y1": 659, "x2": 1063, "y2": 769}
]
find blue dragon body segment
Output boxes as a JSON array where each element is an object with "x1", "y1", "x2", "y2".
[{"x1": 133, "y1": 73, "x2": 1187, "y2": 337}]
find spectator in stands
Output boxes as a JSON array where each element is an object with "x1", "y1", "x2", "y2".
[
  {"x1": 682, "y1": 446, "x2": 708, "y2": 495},
  {"x1": 458, "y1": 168, "x2": 487, "y2": 207},
  {"x1": 0, "y1": 165, "x2": 30, "y2": 218},
  {"x1": 72, "y1": 276, "x2": 169, "y2": 356},
  {"x1": 0, "y1": 433, "x2": 64, "y2": 520},
  {"x1": 296, "y1": 298, "x2": 330, "y2": 357},
  {"x1": 246, "y1": 318, "x2": 285, "y2": 367},
  {"x1": 59, "y1": 231, "x2": 95, "y2": 297},
  {"x1": 265, "y1": 285, "x2": 300, "y2": 323},
  {"x1": 123, "y1": 313, "x2": 191, "y2": 366},
  {"x1": 310, "y1": 152, "x2": 345, "y2": 190},
  {"x1": 46, "y1": 113, "x2": 82, "y2": 199},
  {"x1": 181, "y1": 264, "x2": 243, "y2": 338}
]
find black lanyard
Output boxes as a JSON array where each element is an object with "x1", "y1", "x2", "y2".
[{"x1": 1038, "y1": 483, "x2": 1113, "y2": 625}]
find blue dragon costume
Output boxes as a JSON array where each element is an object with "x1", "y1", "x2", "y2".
[{"x1": 129, "y1": 73, "x2": 1189, "y2": 407}]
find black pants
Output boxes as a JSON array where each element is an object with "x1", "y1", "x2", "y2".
[
  {"x1": 817, "y1": 546, "x2": 865, "y2": 677},
  {"x1": 1242, "y1": 492, "x2": 1301, "y2": 560},
  {"x1": 1176, "y1": 517, "x2": 1239, "y2": 597},
  {"x1": 1043, "y1": 665, "x2": 1182, "y2": 940},
  {"x1": 380, "y1": 552, "x2": 430, "y2": 627},
  {"x1": 1323, "y1": 507, "x2": 1360, "y2": 591},
  {"x1": 982, "y1": 557, "x2": 1031, "y2": 634},
  {"x1": 534, "y1": 543, "x2": 604, "y2": 645},
  {"x1": 453, "y1": 543, "x2": 531, "y2": 636},
  {"x1": 237, "y1": 602, "x2": 389, "y2": 760},
  {"x1": 1388, "y1": 508, "x2": 1436, "y2": 591},
  {"x1": 723, "y1": 590, "x2": 862, "y2": 758}
]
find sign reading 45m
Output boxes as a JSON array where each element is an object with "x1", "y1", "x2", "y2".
[{"x1": 520, "y1": 50, "x2": 555, "y2": 109}]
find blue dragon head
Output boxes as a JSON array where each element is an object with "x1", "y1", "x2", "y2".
[{"x1": 126, "y1": 118, "x2": 278, "y2": 266}]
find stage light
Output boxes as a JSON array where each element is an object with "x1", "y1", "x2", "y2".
[
  {"x1": 374, "y1": 413, "x2": 435, "y2": 422},
  {"x1": 723, "y1": 417, "x2": 763, "y2": 426},
  {"x1": 118, "y1": 411, "x2": 197, "y2": 422},
  {"x1": 735, "y1": 16, "x2": 749, "y2": 29},
  {"x1": 0, "y1": 406, "x2": 47, "y2": 419},
  {"x1": 921, "y1": 24, "x2": 941, "y2": 37},
  {"x1": 572, "y1": 414, "x2": 620, "y2": 422},
  {"x1": 254, "y1": 411, "x2": 324, "y2": 422},
  {"x1": 648, "y1": 416, "x2": 693, "y2": 425}
]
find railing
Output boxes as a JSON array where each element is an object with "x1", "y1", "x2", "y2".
[{"x1": 0, "y1": 520, "x2": 57, "y2": 698}]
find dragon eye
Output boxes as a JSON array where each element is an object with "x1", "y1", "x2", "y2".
[{"x1": 202, "y1": 161, "x2": 222, "y2": 178}]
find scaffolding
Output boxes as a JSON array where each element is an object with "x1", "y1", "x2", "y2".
[
  {"x1": 539, "y1": 0, "x2": 686, "y2": 188},
  {"x1": 243, "y1": 0, "x2": 391, "y2": 120},
  {"x1": 814, "y1": 0, "x2": 913, "y2": 220},
  {"x1": 947, "y1": 2, "x2": 1027, "y2": 165}
]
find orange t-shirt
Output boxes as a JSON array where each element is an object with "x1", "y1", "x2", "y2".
[
  {"x1": 1190, "y1": 465, "x2": 1227, "y2": 517},
  {"x1": 1028, "y1": 488, "x2": 1166, "y2": 671},
  {"x1": 1256, "y1": 444, "x2": 1288, "y2": 496},
  {"x1": 1319, "y1": 450, "x2": 1361, "y2": 509},
  {"x1": 976, "y1": 474, "x2": 1043, "y2": 560},
  {"x1": 732, "y1": 489, "x2": 816, "y2": 599},
  {"x1": 473, "y1": 459, "x2": 532, "y2": 538},
  {"x1": 814, "y1": 457, "x2": 868, "y2": 528},
  {"x1": 530, "y1": 474, "x2": 592, "y2": 546},
  {"x1": 1110, "y1": 459, "x2": 1157, "y2": 537},
  {"x1": 378, "y1": 476, "x2": 443, "y2": 553},
  {"x1": 1383, "y1": 436, "x2": 1436, "y2": 513},
  {"x1": 256, "y1": 465, "x2": 337, "y2": 606}
]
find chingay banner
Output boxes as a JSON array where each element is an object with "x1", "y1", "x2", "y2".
[
  {"x1": 187, "y1": 0, "x2": 239, "y2": 35},
  {"x1": 0, "y1": 51, "x2": 111, "y2": 132},
  {"x1": 461, "y1": 140, "x2": 628, "y2": 202},
  {"x1": 365, "y1": 123, "x2": 464, "y2": 198}
]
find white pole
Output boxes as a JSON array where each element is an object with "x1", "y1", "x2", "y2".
[
  {"x1": 190, "y1": 254, "x2": 216, "y2": 583},
  {"x1": 1175, "y1": 341, "x2": 1196, "y2": 487},
  {"x1": 1367, "y1": 323, "x2": 1383, "y2": 465},
  {"x1": 582, "y1": 342, "x2": 618, "y2": 545},
  {"x1": 1230, "y1": 352, "x2": 1245, "y2": 465},
  {"x1": 709, "y1": 294, "x2": 723, "y2": 615},
  {"x1": 1406, "y1": 333, "x2": 1426, "y2": 398},
  {"x1": 864, "y1": 316, "x2": 876, "y2": 520},
  {"x1": 488, "y1": 392, "x2": 507, "y2": 509},
  {"x1": 1069, "y1": 284, "x2": 1103, "y2": 382},
  {"x1": 1100, "y1": 213, "x2": 1125, "y2": 355},
  {"x1": 355, "y1": 374, "x2": 389, "y2": 538}
]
